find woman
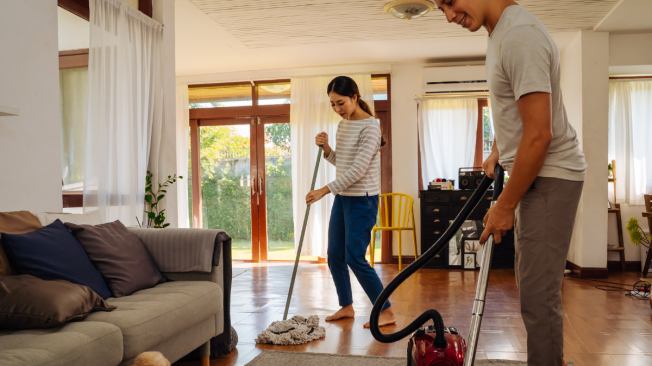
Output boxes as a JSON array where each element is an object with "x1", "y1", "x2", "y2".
[{"x1": 305, "y1": 76, "x2": 395, "y2": 328}]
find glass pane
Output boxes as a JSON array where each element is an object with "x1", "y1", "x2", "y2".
[
  {"x1": 372, "y1": 77, "x2": 388, "y2": 101},
  {"x1": 483, "y1": 106, "x2": 493, "y2": 160},
  {"x1": 200, "y1": 125, "x2": 252, "y2": 260},
  {"x1": 263, "y1": 123, "x2": 312, "y2": 260},
  {"x1": 60, "y1": 67, "x2": 88, "y2": 191},
  {"x1": 189, "y1": 84, "x2": 252, "y2": 108},
  {"x1": 258, "y1": 82, "x2": 291, "y2": 106}
]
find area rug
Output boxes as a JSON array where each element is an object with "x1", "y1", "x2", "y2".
[{"x1": 246, "y1": 350, "x2": 527, "y2": 366}]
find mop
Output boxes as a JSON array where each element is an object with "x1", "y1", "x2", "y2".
[{"x1": 255, "y1": 146, "x2": 326, "y2": 346}]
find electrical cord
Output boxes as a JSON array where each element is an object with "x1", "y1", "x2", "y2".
[{"x1": 565, "y1": 275, "x2": 651, "y2": 300}]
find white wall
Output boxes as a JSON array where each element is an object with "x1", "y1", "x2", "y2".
[
  {"x1": 0, "y1": 0, "x2": 63, "y2": 213},
  {"x1": 609, "y1": 33, "x2": 652, "y2": 67},
  {"x1": 390, "y1": 64, "x2": 423, "y2": 256},
  {"x1": 57, "y1": 7, "x2": 89, "y2": 51},
  {"x1": 560, "y1": 30, "x2": 610, "y2": 269},
  {"x1": 561, "y1": 33, "x2": 584, "y2": 265}
]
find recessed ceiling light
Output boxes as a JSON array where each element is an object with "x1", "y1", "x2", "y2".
[{"x1": 383, "y1": 0, "x2": 434, "y2": 20}]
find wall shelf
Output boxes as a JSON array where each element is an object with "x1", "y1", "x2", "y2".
[{"x1": 0, "y1": 105, "x2": 20, "y2": 116}]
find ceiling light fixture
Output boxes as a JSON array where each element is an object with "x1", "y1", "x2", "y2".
[{"x1": 383, "y1": 0, "x2": 434, "y2": 20}]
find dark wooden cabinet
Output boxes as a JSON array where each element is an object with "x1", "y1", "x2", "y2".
[{"x1": 420, "y1": 190, "x2": 515, "y2": 269}]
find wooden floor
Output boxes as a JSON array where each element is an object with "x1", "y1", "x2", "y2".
[{"x1": 175, "y1": 263, "x2": 652, "y2": 366}]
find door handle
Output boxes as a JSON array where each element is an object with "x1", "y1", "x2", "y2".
[
  {"x1": 251, "y1": 177, "x2": 257, "y2": 196},
  {"x1": 259, "y1": 177, "x2": 263, "y2": 195}
]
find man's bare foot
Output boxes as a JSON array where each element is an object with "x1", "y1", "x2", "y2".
[
  {"x1": 364, "y1": 307, "x2": 396, "y2": 328},
  {"x1": 325, "y1": 305, "x2": 355, "y2": 322}
]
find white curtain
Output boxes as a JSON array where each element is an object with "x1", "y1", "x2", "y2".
[
  {"x1": 176, "y1": 85, "x2": 190, "y2": 228},
  {"x1": 418, "y1": 98, "x2": 478, "y2": 189},
  {"x1": 83, "y1": 0, "x2": 163, "y2": 225},
  {"x1": 290, "y1": 75, "x2": 374, "y2": 257},
  {"x1": 608, "y1": 80, "x2": 652, "y2": 205}
]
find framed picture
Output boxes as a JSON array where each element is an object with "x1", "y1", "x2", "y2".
[
  {"x1": 448, "y1": 220, "x2": 484, "y2": 269},
  {"x1": 463, "y1": 253, "x2": 476, "y2": 270}
]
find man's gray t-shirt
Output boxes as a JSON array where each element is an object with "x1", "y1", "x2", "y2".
[{"x1": 486, "y1": 5, "x2": 586, "y2": 181}]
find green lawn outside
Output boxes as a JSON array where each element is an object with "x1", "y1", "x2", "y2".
[{"x1": 231, "y1": 236, "x2": 382, "y2": 261}]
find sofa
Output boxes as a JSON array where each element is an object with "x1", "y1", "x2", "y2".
[{"x1": 0, "y1": 211, "x2": 233, "y2": 366}]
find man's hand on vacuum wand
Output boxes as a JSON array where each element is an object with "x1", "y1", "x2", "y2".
[
  {"x1": 480, "y1": 140, "x2": 511, "y2": 244},
  {"x1": 306, "y1": 186, "x2": 330, "y2": 206}
]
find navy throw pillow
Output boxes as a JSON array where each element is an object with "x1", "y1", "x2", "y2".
[{"x1": 0, "y1": 219, "x2": 112, "y2": 299}]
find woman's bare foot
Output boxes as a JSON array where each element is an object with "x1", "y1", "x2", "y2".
[
  {"x1": 325, "y1": 305, "x2": 355, "y2": 322},
  {"x1": 364, "y1": 307, "x2": 396, "y2": 328}
]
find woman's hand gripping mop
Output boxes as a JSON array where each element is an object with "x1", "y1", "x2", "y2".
[{"x1": 255, "y1": 146, "x2": 327, "y2": 346}]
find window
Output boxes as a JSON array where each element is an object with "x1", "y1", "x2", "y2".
[
  {"x1": 257, "y1": 82, "x2": 291, "y2": 105},
  {"x1": 482, "y1": 106, "x2": 494, "y2": 160},
  {"x1": 189, "y1": 84, "x2": 253, "y2": 108},
  {"x1": 372, "y1": 77, "x2": 388, "y2": 101},
  {"x1": 60, "y1": 67, "x2": 88, "y2": 191}
]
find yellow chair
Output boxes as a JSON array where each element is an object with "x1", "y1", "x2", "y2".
[{"x1": 369, "y1": 193, "x2": 418, "y2": 271}]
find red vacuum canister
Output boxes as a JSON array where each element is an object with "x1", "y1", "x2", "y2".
[{"x1": 407, "y1": 326, "x2": 466, "y2": 366}]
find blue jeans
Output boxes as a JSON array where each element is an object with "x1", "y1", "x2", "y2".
[{"x1": 327, "y1": 194, "x2": 391, "y2": 310}]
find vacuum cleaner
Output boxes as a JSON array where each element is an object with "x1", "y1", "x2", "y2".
[{"x1": 369, "y1": 165, "x2": 505, "y2": 366}]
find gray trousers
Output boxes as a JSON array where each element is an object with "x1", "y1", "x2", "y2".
[{"x1": 514, "y1": 176, "x2": 583, "y2": 366}]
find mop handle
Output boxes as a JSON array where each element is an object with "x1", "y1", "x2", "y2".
[
  {"x1": 464, "y1": 165, "x2": 505, "y2": 366},
  {"x1": 283, "y1": 146, "x2": 323, "y2": 320}
]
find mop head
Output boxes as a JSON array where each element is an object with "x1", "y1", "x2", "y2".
[{"x1": 255, "y1": 315, "x2": 326, "y2": 345}]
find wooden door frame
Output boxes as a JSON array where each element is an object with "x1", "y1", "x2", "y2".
[
  {"x1": 188, "y1": 76, "x2": 393, "y2": 263},
  {"x1": 474, "y1": 98, "x2": 489, "y2": 167},
  {"x1": 372, "y1": 74, "x2": 393, "y2": 264},
  {"x1": 58, "y1": 0, "x2": 153, "y2": 20}
]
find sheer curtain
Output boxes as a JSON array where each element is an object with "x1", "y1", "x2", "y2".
[
  {"x1": 290, "y1": 75, "x2": 374, "y2": 257},
  {"x1": 176, "y1": 85, "x2": 190, "y2": 228},
  {"x1": 83, "y1": 0, "x2": 163, "y2": 225},
  {"x1": 608, "y1": 80, "x2": 652, "y2": 205},
  {"x1": 418, "y1": 98, "x2": 478, "y2": 189}
]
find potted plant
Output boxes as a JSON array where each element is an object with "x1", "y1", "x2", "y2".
[
  {"x1": 627, "y1": 217, "x2": 652, "y2": 249},
  {"x1": 142, "y1": 171, "x2": 183, "y2": 228}
]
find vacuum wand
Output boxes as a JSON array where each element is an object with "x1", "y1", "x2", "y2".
[
  {"x1": 283, "y1": 146, "x2": 323, "y2": 321},
  {"x1": 464, "y1": 165, "x2": 505, "y2": 366}
]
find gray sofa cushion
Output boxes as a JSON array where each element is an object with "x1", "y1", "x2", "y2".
[
  {"x1": 0, "y1": 321, "x2": 122, "y2": 366},
  {"x1": 85, "y1": 281, "x2": 222, "y2": 359}
]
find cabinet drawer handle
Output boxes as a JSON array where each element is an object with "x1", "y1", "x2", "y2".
[
  {"x1": 486, "y1": 196, "x2": 492, "y2": 200},
  {"x1": 433, "y1": 208, "x2": 440, "y2": 212},
  {"x1": 461, "y1": 196, "x2": 468, "y2": 201},
  {"x1": 433, "y1": 196, "x2": 440, "y2": 200},
  {"x1": 434, "y1": 219, "x2": 441, "y2": 223},
  {"x1": 434, "y1": 231, "x2": 441, "y2": 235}
]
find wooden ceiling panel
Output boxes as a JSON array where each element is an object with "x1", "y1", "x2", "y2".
[{"x1": 189, "y1": 0, "x2": 620, "y2": 49}]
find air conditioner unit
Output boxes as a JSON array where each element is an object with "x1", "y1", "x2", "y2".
[{"x1": 422, "y1": 65, "x2": 488, "y2": 95}]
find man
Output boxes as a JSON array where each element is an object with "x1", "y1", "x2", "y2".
[{"x1": 433, "y1": 1, "x2": 587, "y2": 366}]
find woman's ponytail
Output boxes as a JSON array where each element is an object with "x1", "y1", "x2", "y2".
[{"x1": 327, "y1": 76, "x2": 387, "y2": 148}]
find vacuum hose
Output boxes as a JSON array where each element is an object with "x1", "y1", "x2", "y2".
[{"x1": 369, "y1": 168, "x2": 502, "y2": 347}]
